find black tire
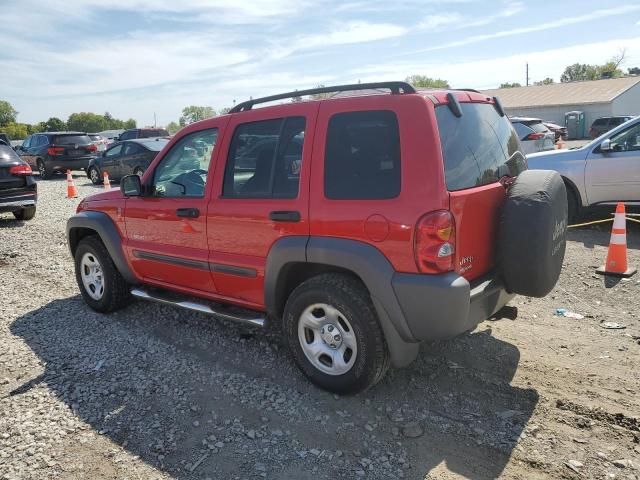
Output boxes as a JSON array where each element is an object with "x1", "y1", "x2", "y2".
[
  {"x1": 283, "y1": 273, "x2": 390, "y2": 394},
  {"x1": 566, "y1": 185, "x2": 580, "y2": 224},
  {"x1": 74, "y1": 235, "x2": 130, "y2": 313},
  {"x1": 13, "y1": 206, "x2": 36, "y2": 221},
  {"x1": 133, "y1": 167, "x2": 144, "y2": 177},
  {"x1": 88, "y1": 166, "x2": 103, "y2": 185},
  {"x1": 37, "y1": 159, "x2": 52, "y2": 179},
  {"x1": 498, "y1": 170, "x2": 567, "y2": 298}
]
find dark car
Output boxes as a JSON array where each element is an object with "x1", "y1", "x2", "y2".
[
  {"x1": 543, "y1": 121, "x2": 568, "y2": 142},
  {"x1": 15, "y1": 132, "x2": 98, "y2": 179},
  {"x1": 0, "y1": 133, "x2": 10, "y2": 146},
  {"x1": 589, "y1": 116, "x2": 634, "y2": 139},
  {"x1": 117, "y1": 128, "x2": 170, "y2": 141},
  {"x1": 86, "y1": 138, "x2": 169, "y2": 184},
  {"x1": 0, "y1": 142, "x2": 36, "y2": 220}
]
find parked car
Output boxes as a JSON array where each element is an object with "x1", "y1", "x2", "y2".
[
  {"x1": 15, "y1": 132, "x2": 98, "y2": 179},
  {"x1": 543, "y1": 121, "x2": 568, "y2": 142},
  {"x1": 88, "y1": 133, "x2": 108, "y2": 152},
  {"x1": 86, "y1": 138, "x2": 169, "y2": 184},
  {"x1": 0, "y1": 133, "x2": 11, "y2": 146},
  {"x1": 117, "y1": 128, "x2": 170, "y2": 141},
  {"x1": 528, "y1": 115, "x2": 640, "y2": 221},
  {"x1": 67, "y1": 82, "x2": 567, "y2": 393},
  {"x1": 0, "y1": 142, "x2": 36, "y2": 220},
  {"x1": 509, "y1": 117, "x2": 556, "y2": 154},
  {"x1": 589, "y1": 116, "x2": 634, "y2": 139},
  {"x1": 98, "y1": 129, "x2": 125, "y2": 145}
]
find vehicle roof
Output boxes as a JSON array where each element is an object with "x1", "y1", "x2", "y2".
[
  {"x1": 130, "y1": 137, "x2": 169, "y2": 145},
  {"x1": 509, "y1": 116, "x2": 543, "y2": 122},
  {"x1": 39, "y1": 131, "x2": 87, "y2": 135}
]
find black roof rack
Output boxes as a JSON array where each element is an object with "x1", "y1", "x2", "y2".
[
  {"x1": 229, "y1": 81, "x2": 417, "y2": 113},
  {"x1": 456, "y1": 88, "x2": 481, "y2": 93}
]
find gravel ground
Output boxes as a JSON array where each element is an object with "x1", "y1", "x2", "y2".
[{"x1": 1, "y1": 174, "x2": 639, "y2": 480}]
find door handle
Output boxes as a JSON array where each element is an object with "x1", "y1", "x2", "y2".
[
  {"x1": 176, "y1": 208, "x2": 200, "y2": 218},
  {"x1": 269, "y1": 210, "x2": 301, "y2": 222}
]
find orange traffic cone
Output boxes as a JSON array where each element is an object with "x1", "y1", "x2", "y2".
[
  {"x1": 103, "y1": 171, "x2": 111, "y2": 190},
  {"x1": 596, "y1": 203, "x2": 636, "y2": 277},
  {"x1": 66, "y1": 170, "x2": 78, "y2": 198}
]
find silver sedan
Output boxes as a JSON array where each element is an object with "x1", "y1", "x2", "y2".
[{"x1": 527, "y1": 116, "x2": 640, "y2": 220}]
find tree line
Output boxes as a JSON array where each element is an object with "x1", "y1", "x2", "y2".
[{"x1": 0, "y1": 101, "x2": 137, "y2": 140}]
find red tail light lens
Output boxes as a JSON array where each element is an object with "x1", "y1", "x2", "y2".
[
  {"x1": 414, "y1": 210, "x2": 456, "y2": 274},
  {"x1": 525, "y1": 132, "x2": 545, "y2": 140},
  {"x1": 47, "y1": 146, "x2": 65, "y2": 155},
  {"x1": 87, "y1": 144, "x2": 97, "y2": 152},
  {"x1": 9, "y1": 164, "x2": 33, "y2": 176}
]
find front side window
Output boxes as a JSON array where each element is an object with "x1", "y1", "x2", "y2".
[
  {"x1": 324, "y1": 110, "x2": 401, "y2": 200},
  {"x1": 119, "y1": 131, "x2": 134, "y2": 141},
  {"x1": 123, "y1": 143, "x2": 142, "y2": 155},
  {"x1": 105, "y1": 144, "x2": 123, "y2": 157},
  {"x1": 609, "y1": 123, "x2": 640, "y2": 152},
  {"x1": 152, "y1": 128, "x2": 218, "y2": 197},
  {"x1": 436, "y1": 103, "x2": 525, "y2": 191},
  {"x1": 22, "y1": 136, "x2": 32, "y2": 148},
  {"x1": 223, "y1": 117, "x2": 305, "y2": 198}
]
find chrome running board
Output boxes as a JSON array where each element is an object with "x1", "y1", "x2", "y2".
[{"x1": 131, "y1": 287, "x2": 266, "y2": 327}]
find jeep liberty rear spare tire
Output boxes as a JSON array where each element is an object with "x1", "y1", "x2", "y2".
[{"x1": 498, "y1": 169, "x2": 567, "y2": 298}]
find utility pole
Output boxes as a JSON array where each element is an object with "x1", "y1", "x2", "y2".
[
  {"x1": 526, "y1": 63, "x2": 530, "y2": 86},
  {"x1": 153, "y1": 112, "x2": 157, "y2": 128}
]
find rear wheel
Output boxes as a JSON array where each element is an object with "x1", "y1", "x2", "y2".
[
  {"x1": 37, "y1": 159, "x2": 52, "y2": 179},
  {"x1": 283, "y1": 273, "x2": 390, "y2": 394},
  {"x1": 13, "y1": 206, "x2": 36, "y2": 221},
  {"x1": 88, "y1": 167, "x2": 102, "y2": 185},
  {"x1": 74, "y1": 236, "x2": 130, "y2": 313}
]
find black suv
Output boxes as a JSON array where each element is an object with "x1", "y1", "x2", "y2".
[
  {"x1": 117, "y1": 128, "x2": 169, "y2": 141},
  {"x1": 16, "y1": 132, "x2": 98, "y2": 179},
  {"x1": 589, "y1": 116, "x2": 634, "y2": 138}
]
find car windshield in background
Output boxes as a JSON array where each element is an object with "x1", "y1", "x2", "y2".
[
  {"x1": 89, "y1": 135, "x2": 102, "y2": 141},
  {"x1": 436, "y1": 103, "x2": 526, "y2": 191},
  {"x1": 139, "y1": 139, "x2": 169, "y2": 151},
  {"x1": 523, "y1": 121, "x2": 549, "y2": 133},
  {"x1": 53, "y1": 135, "x2": 92, "y2": 145},
  {"x1": 140, "y1": 129, "x2": 169, "y2": 138}
]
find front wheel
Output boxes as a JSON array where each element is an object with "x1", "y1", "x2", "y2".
[
  {"x1": 74, "y1": 236, "x2": 130, "y2": 313},
  {"x1": 13, "y1": 206, "x2": 36, "y2": 221},
  {"x1": 283, "y1": 273, "x2": 390, "y2": 394},
  {"x1": 88, "y1": 167, "x2": 102, "y2": 185}
]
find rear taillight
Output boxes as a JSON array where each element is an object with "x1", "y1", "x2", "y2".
[
  {"x1": 87, "y1": 144, "x2": 97, "y2": 152},
  {"x1": 414, "y1": 210, "x2": 456, "y2": 274},
  {"x1": 525, "y1": 132, "x2": 545, "y2": 140},
  {"x1": 9, "y1": 164, "x2": 32, "y2": 176},
  {"x1": 47, "y1": 146, "x2": 64, "y2": 155}
]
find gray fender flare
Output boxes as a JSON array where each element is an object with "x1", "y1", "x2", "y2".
[
  {"x1": 66, "y1": 211, "x2": 137, "y2": 284},
  {"x1": 265, "y1": 236, "x2": 419, "y2": 368}
]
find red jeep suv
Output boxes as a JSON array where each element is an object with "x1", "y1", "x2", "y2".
[{"x1": 67, "y1": 82, "x2": 567, "y2": 393}]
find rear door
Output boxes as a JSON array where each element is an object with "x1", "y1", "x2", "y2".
[
  {"x1": 436, "y1": 101, "x2": 527, "y2": 280},
  {"x1": 119, "y1": 142, "x2": 146, "y2": 177},
  {"x1": 206, "y1": 103, "x2": 316, "y2": 308},
  {"x1": 123, "y1": 123, "x2": 223, "y2": 294},
  {"x1": 585, "y1": 120, "x2": 640, "y2": 204}
]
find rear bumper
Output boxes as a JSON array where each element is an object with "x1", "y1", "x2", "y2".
[
  {"x1": 47, "y1": 157, "x2": 95, "y2": 172},
  {"x1": 392, "y1": 271, "x2": 514, "y2": 341},
  {"x1": 0, "y1": 185, "x2": 37, "y2": 212}
]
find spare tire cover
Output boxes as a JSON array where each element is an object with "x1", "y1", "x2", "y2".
[{"x1": 498, "y1": 169, "x2": 567, "y2": 297}]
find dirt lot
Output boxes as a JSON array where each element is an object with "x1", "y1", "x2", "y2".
[{"x1": 1, "y1": 175, "x2": 639, "y2": 480}]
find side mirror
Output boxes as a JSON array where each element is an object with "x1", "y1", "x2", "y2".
[
  {"x1": 120, "y1": 174, "x2": 142, "y2": 197},
  {"x1": 600, "y1": 138, "x2": 612, "y2": 152}
]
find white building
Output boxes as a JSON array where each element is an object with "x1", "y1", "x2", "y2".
[{"x1": 482, "y1": 76, "x2": 640, "y2": 136}]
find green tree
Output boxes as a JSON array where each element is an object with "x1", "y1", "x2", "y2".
[
  {"x1": 310, "y1": 85, "x2": 332, "y2": 100},
  {"x1": 123, "y1": 118, "x2": 136, "y2": 129},
  {"x1": 499, "y1": 82, "x2": 522, "y2": 88},
  {"x1": 629, "y1": 66, "x2": 640, "y2": 75},
  {"x1": 67, "y1": 112, "x2": 108, "y2": 132},
  {"x1": 179, "y1": 106, "x2": 215, "y2": 126},
  {"x1": 533, "y1": 77, "x2": 554, "y2": 86},
  {"x1": 43, "y1": 117, "x2": 66, "y2": 131},
  {"x1": 166, "y1": 121, "x2": 181, "y2": 134},
  {"x1": 218, "y1": 107, "x2": 232, "y2": 115},
  {"x1": 0, "y1": 100, "x2": 18, "y2": 127},
  {"x1": 405, "y1": 75, "x2": 450, "y2": 88},
  {"x1": 3, "y1": 122, "x2": 29, "y2": 139}
]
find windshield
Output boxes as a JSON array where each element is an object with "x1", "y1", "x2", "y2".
[{"x1": 436, "y1": 103, "x2": 526, "y2": 191}]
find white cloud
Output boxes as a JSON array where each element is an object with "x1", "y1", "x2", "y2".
[{"x1": 419, "y1": 1, "x2": 523, "y2": 31}]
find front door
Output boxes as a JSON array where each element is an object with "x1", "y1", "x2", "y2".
[
  {"x1": 101, "y1": 143, "x2": 124, "y2": 179},
  {"x1": 206, "y1": 103, "x2": 317, "y2": 308},
  {"x1": 586, "y1": 122, "x2": 640, "y2": 204},
  {"x1": 123, "y1": 125, "x2": 222, "y2": 294}
]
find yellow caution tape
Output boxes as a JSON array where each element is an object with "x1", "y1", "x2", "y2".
[
  {"x1": 627, "y1": 217, "x2": 640, "y2": 224},
  {"x1": 568, "y1": 216, "x2": 640, "y2": 228}
]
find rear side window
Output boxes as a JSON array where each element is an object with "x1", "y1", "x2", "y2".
[
  {"x1": 592, "y1": 118, "x2": 608, "y2": 126},
  {"x1": 324, "y1": 110, "x2": 401, "y2": 200},
  {"x1": 526, "y1": 121, "x2": 549, "y2": 133},
  {"x1": 53, "y1": 135, "x2": 91, "y2": 145},
  {"x1": 223, "y1": 117, "x2": 305, "y2": 198},
  {"x1": 436, "y1": 103, "x2": 526, "y2": 191}
]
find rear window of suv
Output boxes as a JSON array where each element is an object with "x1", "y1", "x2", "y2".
[
  {"x1": 436, "y1": 103, "x2": 526, "y2": 191},
  {"x1": 140, "y1": 129, "x2": 169, "y2": 138},
  {"x1": 52, "y1": 135, "x2": 92, "y2": 145}
]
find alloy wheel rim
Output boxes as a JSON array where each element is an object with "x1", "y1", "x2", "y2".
[
  {"x1": 297, "y1": 303, "x2": 358, "y2": 376},
  {"x1": 90, "y1": 168, "x2": 99, "y2": 183},
  {"x1": 80, "y1": 252, "x2": 104, "y2": 300}
]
